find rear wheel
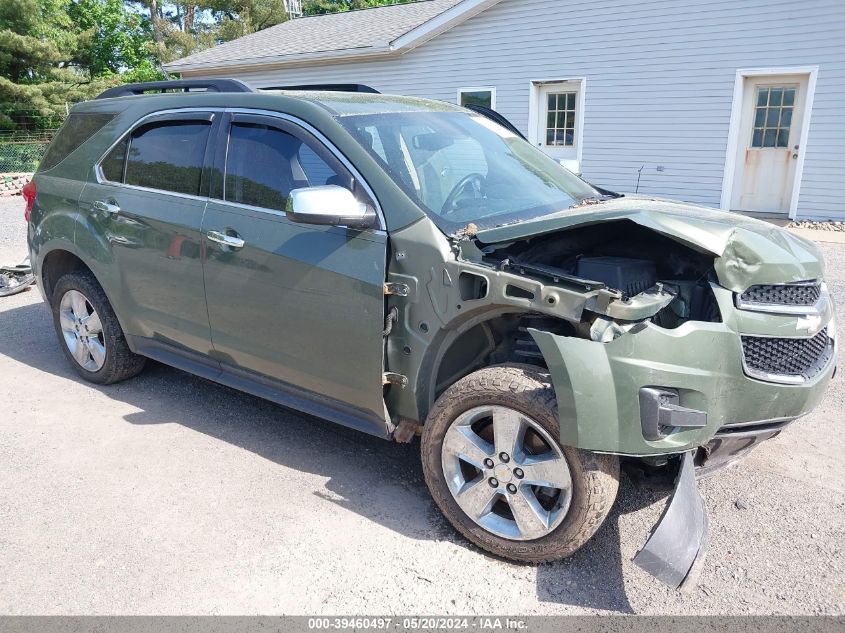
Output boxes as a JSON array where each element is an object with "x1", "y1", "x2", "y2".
[
  {"x1": 421, "y1": 364, "x2": 619, "y2": 562},
  {"x1": 51, "y1": 270, "x2": 146, "y2": 384}
]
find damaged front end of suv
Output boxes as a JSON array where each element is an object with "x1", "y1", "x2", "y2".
[
  {"x1": 385, "y1": 195, "x2": 836, "y2": 587},
  {"x1": 469, "y1": 200, "x2": 835, "y2": 455},
  {"x1": 327, "y1": 98, "x2": 836, "y2": 588}
]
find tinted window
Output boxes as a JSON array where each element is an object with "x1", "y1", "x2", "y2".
[
  {"x1": 298, "y1": 144, "x2": 336, "y2": 188},
  {"x1": 224, "y1": 122, "x2": 347, "y2": 211},
  {"x1": 124, "y1": 121, "x2": 211, "y2": 195},
  {"x1": 100, "y1": 137, "x2": 127, "y2": 183},
  {"x1": 39, "y1": 112, "x2": 116, "y2": 172}
]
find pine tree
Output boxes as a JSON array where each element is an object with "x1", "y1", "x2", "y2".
[{"x1": 0, "y1": 0, "x2": 158, "y2": 131}]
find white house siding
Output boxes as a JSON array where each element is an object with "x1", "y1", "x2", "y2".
[{"x1": 183, "y1": 0, "x2": 845, "y2": 219}]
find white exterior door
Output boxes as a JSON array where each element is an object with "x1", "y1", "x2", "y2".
[
  {"x1": 532, "y1": 81, "x2": 582, "y2": 173},
  {"x1": 731, "y1": 74, "x2": 808, "y2": 214}
]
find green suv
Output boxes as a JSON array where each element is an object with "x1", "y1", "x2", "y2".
[{"x1": 26, "y1": 80, "x2": 836, "y2": 587}]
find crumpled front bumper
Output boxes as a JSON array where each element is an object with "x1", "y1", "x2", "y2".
[
  {"x1": 530, "y1": 284, "x2": 835, "y2": 588},
  {"x1": 528, "y1": 286, "x2": 836, "y2": 456}
]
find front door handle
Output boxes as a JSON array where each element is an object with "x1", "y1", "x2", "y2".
[
  {"x1": 207, "y1": 230, "x2": 245, "y2": 249},
  {"x1": 93, "y1": 200, "x2": 120, "y2": 216}
]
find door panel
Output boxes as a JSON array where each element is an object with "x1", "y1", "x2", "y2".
[
  {"x1": 77, "y1": 114, "x2": 215, "y2": 352},
  {"x1": 78, "y1": 182, "x2": 210, "y2": 351},
  {"x1": 731, "y1": 75, "x2": 808, "y2": 214},
  {"x1": 202, "y1": 204, "x2": 388, "y2": 423},
  {"x1": 201, "y1": 112, "x2": 388, "y2": 428}
]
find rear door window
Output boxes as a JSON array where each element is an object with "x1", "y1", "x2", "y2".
[
  {"x1": 100, "y1": 137, "x2": 128, "y2": 183},
  {"x1": 123, "y1": 120, "x2": 211, "y2": 196}
]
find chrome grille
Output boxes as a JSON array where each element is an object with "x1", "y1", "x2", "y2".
[
  {"x1": 741, "y1": 328, "x2": 830, "y2": 380},
  {"x1": 740, "y1": 282, "x2": 821, "y2": 307}
]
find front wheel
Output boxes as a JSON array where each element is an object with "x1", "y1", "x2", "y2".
[{"x1": 421, "y1": 364, "x2": 619, "y2": 562}]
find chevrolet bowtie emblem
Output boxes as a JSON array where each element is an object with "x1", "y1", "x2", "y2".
[{"x1": 796, "y1": 315, "x2": 821, "y2": 333}]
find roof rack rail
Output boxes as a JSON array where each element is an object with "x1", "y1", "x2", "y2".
[
  {"x1": 96, "y1": 78, "x2": 253, "y2": 100},
  {"x1": 261, "y1": 84, "x2": 381, "y2": 94}
]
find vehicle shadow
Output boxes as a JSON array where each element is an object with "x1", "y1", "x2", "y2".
[
  {"x1": 534, "y1": 475, "x2": 669, "y2": 612},
  {"x1": 0, "y1": 298, "x2": 670, "y2": 613}
]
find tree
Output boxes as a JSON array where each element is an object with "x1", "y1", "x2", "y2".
[
  {"x1": 121, "y1": 0, "x2": 289, "y2": 65},
  {"x1": 205, "y1": 0, "x2": 289, "y2": 40},
  {"x1": 0, "y1": 0, "x2": 160, "y2": 131},
  {"x1": 1, "y1": 0, "x2": 80, "y2": 130},
  {"x1": 0, "y1": 0, "x2": 414, "y2": 133},
  {"x1": 303, "y1": 0, "x2": 412, "y2": 15},
  {"x1": 69, "y1": 0, "x2": 160, "y2": 80}
]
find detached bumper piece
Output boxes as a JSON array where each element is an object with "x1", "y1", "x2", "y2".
[
  {"x1": 634, "y1": 451, "x2": 708, "y2": 588},
  {"x1": 0, "y1": 258, "x2": 35, "y2": 298}
]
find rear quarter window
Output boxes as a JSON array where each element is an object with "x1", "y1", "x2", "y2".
[{"x1": 38, "y1": 112, "x2": 116, "y2": 172}]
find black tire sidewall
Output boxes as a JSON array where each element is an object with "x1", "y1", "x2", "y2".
[
  {"x1": 50, "y1": 271, "x2": 142, "y2": 385},
  {"x1": 421, "y1": 364, "x2": 619, "y2": 563}
]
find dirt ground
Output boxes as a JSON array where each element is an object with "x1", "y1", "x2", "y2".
[{"x1": 0, "y1": 195, "x2": 843, "y2": 615}]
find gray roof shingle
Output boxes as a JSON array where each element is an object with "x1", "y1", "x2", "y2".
[{"x1": 166, "y1": 0, "x2": 465, "y2": 70}]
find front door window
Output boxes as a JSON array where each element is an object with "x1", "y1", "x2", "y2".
[{"x1": 218, "y1": 120, "x2": 364, "y2": 212}]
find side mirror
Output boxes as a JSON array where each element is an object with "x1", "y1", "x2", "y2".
[{"x1": 286, "y1": 185, "x2": 376, "y2": 229}]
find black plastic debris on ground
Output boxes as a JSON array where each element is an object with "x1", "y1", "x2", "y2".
[{"x1": 0, "y1": 259, "x2": 35, "y2": 298}]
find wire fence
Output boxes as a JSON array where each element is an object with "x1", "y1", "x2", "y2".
[{"x1": 0, "y1": 130, "x2": 57, "y2": 173}]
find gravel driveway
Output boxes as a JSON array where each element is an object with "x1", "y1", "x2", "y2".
[{"x1": 0, "y1": 195, "x2": 842, "y2": 615}]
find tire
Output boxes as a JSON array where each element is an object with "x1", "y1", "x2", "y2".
[
  {"x1": 421, "y1": 363, "x2": 619, "y2": 563},
  {"x1": 50, "y1": 269, "x2": 146, "y2": 385}
]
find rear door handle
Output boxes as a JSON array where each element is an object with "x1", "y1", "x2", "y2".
[
  {"x1": 93, "y1": 200, "x2": 120, "y2": 216},
  {"x1": 207, "y1": 230, "x2": 245, "y2": 249}
]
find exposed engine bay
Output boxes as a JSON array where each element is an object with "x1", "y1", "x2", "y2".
[
  {"x1": 432, "y1": 220, "x2": 728, "y2": 397},
  {"x1": 476, "y1": 220, "x2": 722, "y2": 340}
]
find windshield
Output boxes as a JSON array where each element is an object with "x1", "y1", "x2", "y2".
[{"x1": 336, "y1": 111, "x2": 601, "y2": 233}]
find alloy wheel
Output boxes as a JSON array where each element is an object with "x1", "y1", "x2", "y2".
[
  {"x1": 59, "y1": 289, "x2": 107, "y2": 372},
  {"x1": 440, "y1": 405, "x2": 572, "y2": 541}
]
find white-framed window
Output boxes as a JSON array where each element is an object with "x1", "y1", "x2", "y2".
[
  {"x1": 544, "y1": 91, "x2": 577, "y2": 147},
  {"x1": 528, "y1": 78, "x2": 585, "y2": 172},
  {"x1": 457, "y1": 87, "x2": 496, "y2": 109}
]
